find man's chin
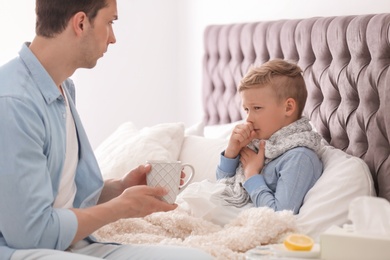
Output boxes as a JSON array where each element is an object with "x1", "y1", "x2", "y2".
[{"x1": 81, "y1": 61, "x2": 98, "y2": 69}]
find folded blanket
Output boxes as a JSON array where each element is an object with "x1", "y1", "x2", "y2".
[{"x1": 94, "y1": 206, "x2": 297, "y2": 259}]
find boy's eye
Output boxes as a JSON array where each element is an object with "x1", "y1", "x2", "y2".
[{"x1": 254, "y1": 106, "x2": 262, "y2": 110}]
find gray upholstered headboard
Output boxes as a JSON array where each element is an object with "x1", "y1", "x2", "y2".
[{"x1": 202, "y1": 13, "x2": 390, "y2": 202}]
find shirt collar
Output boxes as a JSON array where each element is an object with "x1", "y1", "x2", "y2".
[{"x1": 19, "y1": 42, "x2": 63, "y2": 104}]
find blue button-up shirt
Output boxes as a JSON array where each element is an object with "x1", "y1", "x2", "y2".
[
  {"x1": 0, "y1": 43, "x2": 104, "y2": 260},
  {"x1": 216, "y1": 147, "x2": 323, "y2": 214}
]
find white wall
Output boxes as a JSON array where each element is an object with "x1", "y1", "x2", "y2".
[
  {"x1": 73, "y1": 0, "x2": 180, "y2": 148},
  {"x1": 1, "y1": 0, "x2": 389, "y2": 148},
  {"x1": 0, "y1": 1, "x2": 35, "y2": 62}
]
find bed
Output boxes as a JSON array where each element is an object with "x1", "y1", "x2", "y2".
[
  {"x1": 202, "y1": 13, "x2": 390, "y2": 201},
  {"x1": 93, "y1": 13, "x2": 390, "y2": 259}
]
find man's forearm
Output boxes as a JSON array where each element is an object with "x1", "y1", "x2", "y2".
[{"x1": 70, "y1": 202, "x2": 121, "y2": 244}]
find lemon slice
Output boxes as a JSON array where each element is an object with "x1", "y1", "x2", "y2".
[{"x1": 283, "y1": 234, "x2": 314, "y2": 251}]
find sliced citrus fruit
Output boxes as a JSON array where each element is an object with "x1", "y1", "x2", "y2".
[{"x1": 283, "y1": 233, "x2": 314, "y2": 251}]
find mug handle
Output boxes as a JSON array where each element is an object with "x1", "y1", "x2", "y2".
[{"x1": 179, "y1": 164, "x2": 195, "y2": 190}]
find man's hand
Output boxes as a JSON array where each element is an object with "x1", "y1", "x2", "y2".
[
  {"x1": 112, "y1": 185, "x2": 177, "y2": 219},
  {"x1": 81, "y1": 164, "x2": 177, "y2": 245},
  {"x1": 98, "y1": 164, "x2": 151, "y2": 204},
  {"x1": 121, "y1": 164, "x2": 151, "y2": 188},
  {"x1": 71, "y1": 184, "x2": 176, "y2": 244}
]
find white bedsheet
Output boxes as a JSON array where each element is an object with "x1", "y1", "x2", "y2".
[{"x1": 176, "y1": 180, "x2": 253, "y2": 226}]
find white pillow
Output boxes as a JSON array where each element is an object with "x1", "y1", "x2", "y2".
[
  {"x1": 94, "y1": 122, "x2": 185, "y2": 180},
  {"x1": 179, "y1": 135, "x2": 228, "y2": 183},
  {"x1": 296, "y1": 144, "x2": 376, "y2": 241},
  {"x1": 185, "y1": 121, "x2": 205, "y2": 136},
  {"x1": 203, "y1": 120, "x2": 245, "y2": 139}
]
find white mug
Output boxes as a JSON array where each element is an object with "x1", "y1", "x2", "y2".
[{"x1": 146, "y1": 160, "x2": 195, "y2": 204}]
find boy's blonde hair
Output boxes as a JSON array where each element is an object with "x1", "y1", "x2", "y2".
[{"x1": 238, "y1": 59, "x2": 307, "y2": 117}]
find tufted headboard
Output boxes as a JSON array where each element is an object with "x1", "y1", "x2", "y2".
[{"x1": 202, "y1": 13, "x2": 390, "y2": 202}]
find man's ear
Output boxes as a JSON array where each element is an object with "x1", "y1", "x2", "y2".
[
  {"x1": 72, "y1": 12, "x2": 88, "y2": 36},
  {"x1": 285, "y1": 98, "x2": 296, "y2": 116}
]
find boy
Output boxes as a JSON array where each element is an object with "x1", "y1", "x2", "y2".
[
  {"x1": 217, "y1": 59, "x2": 323, "y2": 214},
  {"x1": 0, "y1": 0, "x2": 212, "y2": 259}
]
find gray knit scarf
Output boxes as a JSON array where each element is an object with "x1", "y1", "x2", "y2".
[{"x1": 219, "y1": 117, "x2": 323, "y2": 207}]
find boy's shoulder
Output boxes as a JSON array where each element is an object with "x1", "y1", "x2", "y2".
[{"x1": 281, "y1": 146, "x2": 322, "y2": 162}]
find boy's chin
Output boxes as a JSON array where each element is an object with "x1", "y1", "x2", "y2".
[
  {"x1": 253, "y1": 132, "x2": 265, "y2": 140},
  {"x1": 255, "y1": 135, "x2": 269, "y2": 141},
  {"x1": 253, "y1": 135, "x2": 263, "y2": 141}
]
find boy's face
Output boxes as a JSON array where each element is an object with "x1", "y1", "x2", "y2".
[{"x1": 240, "y1": 85, "x2": 290, "y2": 140}]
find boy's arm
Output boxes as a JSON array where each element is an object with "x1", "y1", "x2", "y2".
[
  {"x1": 243, "y1": 149, "x2": 322, "y2": 214},
  {"x1": 216, "y1": 151, "x2": 240, "y2": 180}
]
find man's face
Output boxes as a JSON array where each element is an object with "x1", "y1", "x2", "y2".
[{"x1": 80, "y1": 0, "x2": 118, "y2": 68}]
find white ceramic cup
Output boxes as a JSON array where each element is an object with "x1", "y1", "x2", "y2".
[{"x1": 146, "y1": 160, "x2": 195, "y2": 204}]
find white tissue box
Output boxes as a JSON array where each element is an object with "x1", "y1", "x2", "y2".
[{"x1": 320, "y1": 225, "x2": 390, "y2": 260}]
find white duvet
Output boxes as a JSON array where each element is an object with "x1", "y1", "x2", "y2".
[{"x1": 94, "y1": 180, "x2": 297, "y2": 260}]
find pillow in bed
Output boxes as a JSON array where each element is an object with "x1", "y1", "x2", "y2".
[
  {"x1": 179, "y1": 135, "x2": 228, "y2": 183},
  {"x1": 185, "y1": 121, "x2": 205, "y2": 136},
  {"x1": 203, "y1": 120, "x2": 245, "y2": 139},
  {"x1": 94, "y1": 122, "x2": 185, "y2": 180},
  {"x1": 296, "y1": 143, "x2": 376, "y2": 241}
]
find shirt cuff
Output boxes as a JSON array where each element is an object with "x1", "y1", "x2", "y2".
[
  {"x1": 243, "y1": 174, "x2": 266, "y2": 193},
  {"x1": 54, "y1": 208, "x2": 78, "y2": 250},
  {"x1": 219, "y1": 151, "x2": 240, "y2": 173}
]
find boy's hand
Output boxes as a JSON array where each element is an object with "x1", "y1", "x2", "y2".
[
  {"x1": 224, "y1": 122, "x2": 256, "y2": 158},
  {"x1": 240, "y1": 140, "x2": 266, "y2": 179}
]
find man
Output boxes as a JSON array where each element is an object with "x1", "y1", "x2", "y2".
[{"x1": 0, "y1": 0, "x2": 212, "y2": 259}]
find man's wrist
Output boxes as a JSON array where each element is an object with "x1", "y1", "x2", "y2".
[{"x1": 98, "y1": 178, "x2": 123, "y2": 204}]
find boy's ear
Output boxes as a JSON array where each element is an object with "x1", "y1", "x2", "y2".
[{"x1": 285, "y1": 98, "x2": 296, "y2": 116}]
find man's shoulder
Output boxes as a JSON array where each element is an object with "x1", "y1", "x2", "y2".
[
  {"x1": 0, "y1": 57, "x2": 32, "y2": 96},
  {"x1": 0, "y1": 56, "x2": 24, "y2": 78}
]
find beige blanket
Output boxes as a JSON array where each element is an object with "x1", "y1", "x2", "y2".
[{"x1": 94, "y1": 207, "x2": 297, "y2": 259}]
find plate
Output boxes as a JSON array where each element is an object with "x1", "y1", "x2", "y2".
[{"x1": 271, "y1": 243, "x2": 321, "y2": 259}]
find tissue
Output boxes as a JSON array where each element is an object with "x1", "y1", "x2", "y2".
[
  {"x1": 348, "y1": 196, "x2": 390, "y2": 237},
  {"x1": 321, "y1": 196, "x2": 390, "y2": 260}
]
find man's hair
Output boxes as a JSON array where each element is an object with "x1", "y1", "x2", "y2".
[
  {"x1": 35, "y1": 0, "x2": 108, "y2": 37},
  {"x1": 238, "y1": 59, "x2": 307, "y2": 117}
]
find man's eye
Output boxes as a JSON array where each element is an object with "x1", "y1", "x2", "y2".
[{"x1": 254, "y1": 106, "x2": 262, "y2": 110}]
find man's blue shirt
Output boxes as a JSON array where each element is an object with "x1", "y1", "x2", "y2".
[{"x1": 0, "y1": 43, "x2": 104, "y2": 260}]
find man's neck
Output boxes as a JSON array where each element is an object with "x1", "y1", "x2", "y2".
[{"x1": 29, "y1": 35, "x2": 77, "y2": 88}]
